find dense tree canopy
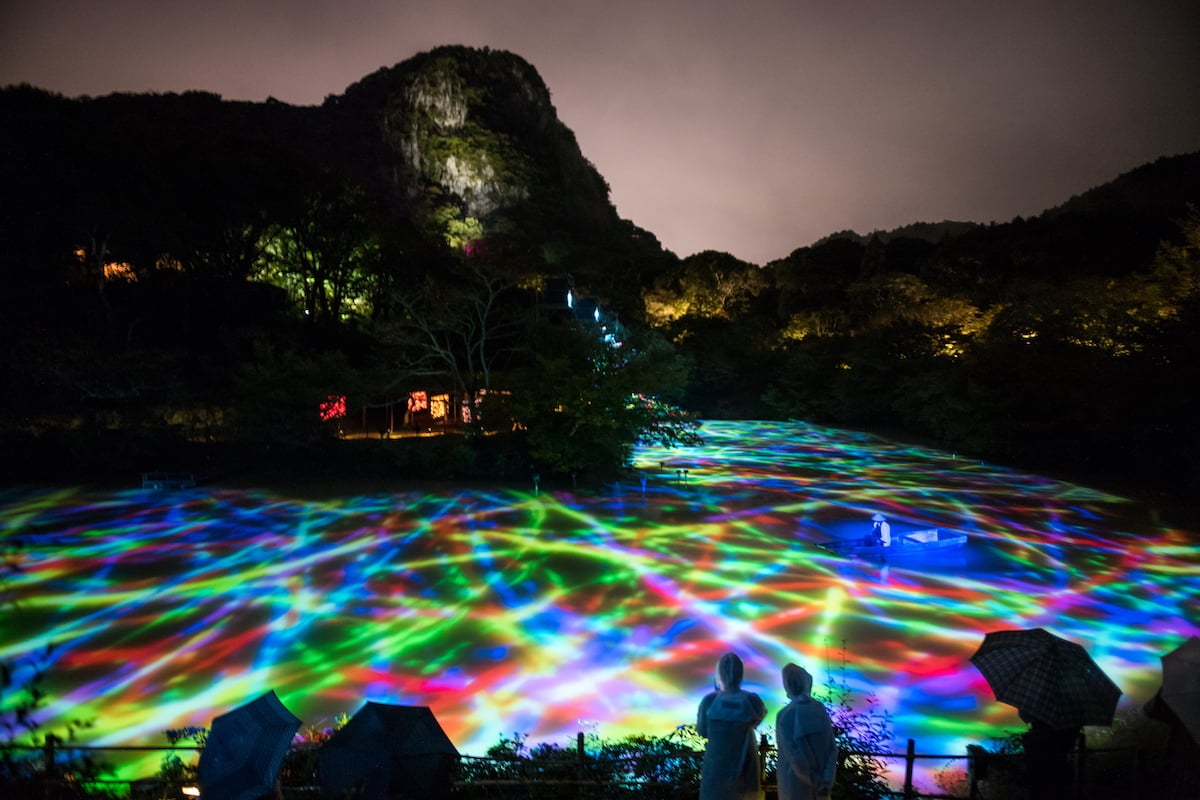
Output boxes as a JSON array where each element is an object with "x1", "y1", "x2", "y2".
[{"x1": 654, "y1": 204, "x2": 1200, "y2": 495}]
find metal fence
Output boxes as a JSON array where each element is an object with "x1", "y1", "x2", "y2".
[{"x1": 0, "y1": 734, "x2": 1177, "y2": 800}]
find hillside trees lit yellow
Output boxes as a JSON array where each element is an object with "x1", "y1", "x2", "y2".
[{"x1": 252, "y1": 181, "x2": 386, "y2": 323}]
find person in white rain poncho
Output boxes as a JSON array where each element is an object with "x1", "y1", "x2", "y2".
[
  {"x1": 775, "y1": 663, "x2": 838, "y2": 800},
  {"x1": 871, "y1": 513, "x2": 891, "y2": 547},
  {"x1": 697, "y1": 652, "x2": 768, "y2": 800}
]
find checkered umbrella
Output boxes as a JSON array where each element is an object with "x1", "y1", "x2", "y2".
[{"x1": 970, "y1": 628, "x2": 1121, "y2": 728}]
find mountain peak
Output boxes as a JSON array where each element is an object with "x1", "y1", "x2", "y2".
[{"x1": 325, "y1": 46, "x2": 616, "y2": 254}]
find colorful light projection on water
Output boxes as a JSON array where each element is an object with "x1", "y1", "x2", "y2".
[{"x1": 1, "y1": 421, "x2": 1197, "y2": 791}]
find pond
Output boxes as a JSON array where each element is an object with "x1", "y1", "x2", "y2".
[{"x1": 1, "y1": 420, "x2": 1196, "y2": 792}]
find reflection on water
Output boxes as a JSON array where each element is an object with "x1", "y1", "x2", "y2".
[{"x1": 1, "y1": 420, "x2": 1197, "y2": 792}]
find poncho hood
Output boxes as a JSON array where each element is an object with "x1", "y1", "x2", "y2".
[
  {"x1": 716, "y1": 652, "x2": 744, "y2": 690},
  {"x1": 782, "y1": 662, "x2": 813, "y2": 699}
]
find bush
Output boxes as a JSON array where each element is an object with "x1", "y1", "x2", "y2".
[
  {"x1": 155, "y1": 726, "x2": 206, "y2": 799},
  {"x1": 453, "y1": 729, "x2": 702, "y2": 800},
  {"x1": 452, "y1": 685, "x2": 897, "y2": 800},
  {"x1": 818, "y1": 676, "x2": 895, "y2": 800}
]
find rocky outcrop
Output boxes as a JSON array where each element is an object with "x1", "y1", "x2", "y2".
[{"x1": 338, "y1": 46, "x2": 613, "y2": 247}]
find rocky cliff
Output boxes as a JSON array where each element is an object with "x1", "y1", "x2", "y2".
[{"x1": 0, "y1": 45, "x2": 668, "y2": 302}]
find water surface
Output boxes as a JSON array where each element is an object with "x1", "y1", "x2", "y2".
[{"x1": 2, "y1": 420, "x2": 1196, "y2": 791}]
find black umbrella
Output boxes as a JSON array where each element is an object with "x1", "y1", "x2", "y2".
[
  {"x1": 319, "y1": 703, "x2": 459, "y2": 800},
  {"x1": 1158, "y1": 635, "x2": 1200, "y2": 744},
  {"x1": 199, "y1": 690, "x2": 302, "y2": 800},
  {"x1": 970, "y1": 628, "x2": 1121, "y2": 728}
]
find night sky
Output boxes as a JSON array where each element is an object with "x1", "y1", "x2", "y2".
[{"x1": 3, "y1": 0, "x2": 1199, "y2": 265}]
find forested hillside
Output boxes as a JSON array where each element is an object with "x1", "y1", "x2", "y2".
[
  {"x1": 1, "y1": 46, "x2": 1197, "y2": 495},
  {"x1": 646, "y1": 154, "x2": 1200, "y2": 494}
]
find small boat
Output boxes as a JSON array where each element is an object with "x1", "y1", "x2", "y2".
[
  {"x1": 818, "y1": 527, "x2": 967, "y2": 559},
  {"x1": 141, "y1": 471, "x2": 197, "y2": 490}
]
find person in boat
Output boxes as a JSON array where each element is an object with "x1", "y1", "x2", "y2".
[{"x1": 870, "y1": 513, "x2": 892, "y2": 547}]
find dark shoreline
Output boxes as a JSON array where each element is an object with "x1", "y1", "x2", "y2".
[{"x1": 1, "y1": 425, "x2": 1193, "y2": 531}]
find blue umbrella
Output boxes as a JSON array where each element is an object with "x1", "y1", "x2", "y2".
[{"x1": 199, "y1": 690, "x2": 301, "y2": 800}]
